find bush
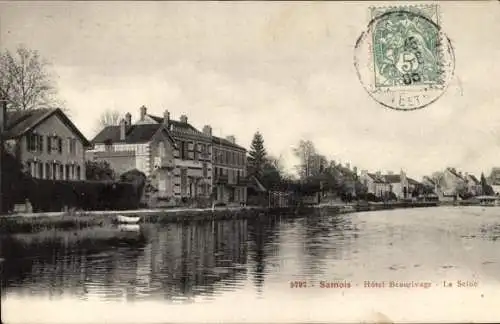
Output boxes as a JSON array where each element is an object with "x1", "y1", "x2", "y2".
[
  {"x1": 1, "y1": 151, "x2": 31, "y2": 213},
  {"x1": 26, "y1": 179, "x2": 143, "y2": 212}
]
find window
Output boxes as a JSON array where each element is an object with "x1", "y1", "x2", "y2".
[
  {"x1": 66, "y1": 165, "x2": 70, "y2": 180},
  {"x1": 158, "y1": 141, "x2": 166, "y2": 158},
  {"x1": 60, "y1": 165, "x2": 64, "y2": 180},
  {"x1": 27, "y1": 133, "x2": 37, "y2": 151},
  {"x1": 45, "y1": 163, "x2": 51, "y2": 180},
  {"x1": 47, "y1": 137, "x2": 52, "y2": 154},
  {"x1": 194, "y1": 143, "x2": 199, "y2": 161},
  {"x1": 76, "y1": 166, "x2": 81, "y2": 180},
  {"x1": 58, "y1": 138, "x2": 63, "y2": 153},
  {"x1": 180, "y1": 141, "x2": 188, "y2": 160},
  {"x1": 180, "y1": 168, "x2": 187, "y2": 195},
  {"x1": 52, "y1": 163, "x2": 58, "y2": 180},
  {"x1": 203, "y1": 162, "x2": 208, "y2": 178},
  {"x1": 38, "y1": 163, "x2": 43, "y2": 179},
  {"x1": 69, "y1": 138, "x2": 76, "y2": 155}
]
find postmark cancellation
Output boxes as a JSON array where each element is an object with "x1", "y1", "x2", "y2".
[{"x1": 354, "y1": 4, "x2": 455, "y2": 111}]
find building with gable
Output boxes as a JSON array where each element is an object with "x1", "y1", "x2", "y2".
[
  {"x1": 1, "y1": 107, "x2": 90, "y2": 180},
  {"x1": 89, "y1": 106, "x2": 213, "y2": 202}
]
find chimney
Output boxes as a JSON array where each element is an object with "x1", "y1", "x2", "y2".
[
  {"x1": 163, "y1": 110, "x2": 170, "y2": 127},
  {"x1": 203, "y1": 125, "x2": 212, "y2": 136},
  {"x1": 376, "y1": 171, "x2": 381, "y2": 178},
  {"x1": 226, "y1": 135, "x2": 236, "y2": 144},
  {"x1": 125, "y1": 112, "x2": 132, "y2": 125},
  {"x1": 140, "y1": 105, "x2": 147, "y2": 121},
  {"x1": 180, "y1": 114, "x2": 188, "y2": 124},
  {"x1": 119, "y1": 118, "x2": 126, "y2": 141}
]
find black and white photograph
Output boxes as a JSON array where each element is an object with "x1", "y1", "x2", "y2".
[{"x1": 1, "y1": 1, "x2": 500, "y2": 323}]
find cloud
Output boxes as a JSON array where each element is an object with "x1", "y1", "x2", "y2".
[{"x1": 3, "y1": 1, "x2": 500, "y2": 179}]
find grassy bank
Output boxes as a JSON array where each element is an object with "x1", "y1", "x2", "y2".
[
  {"x1": 0, "y1": 202, "x2": 437, "y2": 235},
  {"x1": 0, "y1": 206, "x2": 298, "y2": 234}
]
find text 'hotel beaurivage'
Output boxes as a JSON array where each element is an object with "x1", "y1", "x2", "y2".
[{"x1": 87, "y1": 106, "x2": 248, "y2": 206}]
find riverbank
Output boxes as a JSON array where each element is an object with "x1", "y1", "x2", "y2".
[
  {"x1": 0, "y1": 201, "x2": 442, "y2": 235},
  {"x1": 0, "y1": 206, "x2": 314, "y2": 234}
]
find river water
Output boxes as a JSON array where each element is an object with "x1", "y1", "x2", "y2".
[{"x1": 1, "y1": 206, "x2": 500, "y2": 323}]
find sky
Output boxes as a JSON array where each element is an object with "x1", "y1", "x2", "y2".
[{"x1": 1, "y1": 1, "x2": 500, "y2": 179}]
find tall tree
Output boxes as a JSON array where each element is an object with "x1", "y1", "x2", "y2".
[
  {"x1": 480, "y1": 172, "x2": 494, "y2": 195},
  {"x1": 293, "y1": 139, "x2": 326, "y2": 180},
  {"x1": 0, "y1": 45, "x2": 63, "y2": 110},
  {"x1": 247, "y1": 131, "x2": 267, "y2": 178}
]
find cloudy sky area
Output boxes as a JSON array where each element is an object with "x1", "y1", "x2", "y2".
[{"x1": 1, "y1": 1, "x2": 500, "y2": 179}]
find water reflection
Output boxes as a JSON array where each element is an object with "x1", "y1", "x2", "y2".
[
  {"x1": 1, "y1": 218, "x2": 253, "y2": 303},
  {"x1": 2, "y1": 206, "x2": 500, "y2": 311}
]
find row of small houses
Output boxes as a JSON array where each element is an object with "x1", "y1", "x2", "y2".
[{"x1": 0, "y1": 105, "x2": 271, "y2": 212}]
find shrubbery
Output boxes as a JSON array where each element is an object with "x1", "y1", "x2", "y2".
[{"x1": 26, "y1": 179, "x2": 143, "y2": 212}]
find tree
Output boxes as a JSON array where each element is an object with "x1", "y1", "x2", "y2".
[
  {"x1": 481, "y1": 172, "x2": 494, "y2": 195},
  {"x1": 1, "y1": 151, "x2": 31, "y2": 213},
  {"x1": 293, "y1": 139, "x2": 318, "y2": 180},
  {"x1": 247, "y1": 131, "x2": 267, "y2": 178},
  {"x1": 0, "y1": 45, "x2": 63, "y2": 111},
  {"x1": 85, "y1": 160, "x2": 115, "y2": 181},
  {"x1": 97, "y1": 109, "x2": 121, "y2": 129}
]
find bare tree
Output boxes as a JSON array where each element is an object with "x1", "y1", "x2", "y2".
[
  {"x1": 0, "y1": 45, "x2": 64, "y2": 110},
  {"x1": 98, "y1": 109, "x2": 121, "y2": 128}
]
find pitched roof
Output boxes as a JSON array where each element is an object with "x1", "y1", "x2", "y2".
[
  {"x1": 5, "y1": 108, "x2": 90, "y2": 146},
  {"x1": 384, "y1": 174, "x2": 401, "y2": 183},
  {"x1": 91, "y1": 123, "x2": 174, "y2": 145},
  {"x1": 367, "y1": 173, "x2": 387, "y2": 184},
  {"x1": 147, "y1": 114, "x2": 207, "y2": 137},
  {"x1": 467, "y1": 174, "x2": 480, "y2": 184},
  {"x1": 212, "y1": 135, "x2": 246, "y2": 151},
  {"x1": 422, "y1": 176, "x2": 436, "y2": 185},
  {"x1": 407, "y1": 178, "x2": 420, "y2": 185},
  {"x1": 446, "y1": 168, "x2": 463, "y2": 179}
]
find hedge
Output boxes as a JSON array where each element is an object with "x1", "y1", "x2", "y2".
[{"x1": 25, "y1": 179, "x2": 143, "y2": 212}]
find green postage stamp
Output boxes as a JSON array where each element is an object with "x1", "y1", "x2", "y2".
[{"x1": 354, "y1": 4, "x2": 455, "y2": 111}]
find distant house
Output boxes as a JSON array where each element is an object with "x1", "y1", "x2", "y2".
[
  {"x1": 407, "y1": 178, "x2": 421, "y2": 195},
  {"x1": 422, "y1": 176, "x2": 438, "y2": 193},
  {"x1": 383, "y1": 171, "x2": 410, "y2": 199},
  {"x1": 2, "y1": 107, "x2": 90, "y2": 180},
  {"x1": 488, "y1": 168, "x2": 500, "y2": 195},
  {"x1": 440, "y1": 168, "x2": 466, "y2": 197},
  {"x1": 89, "y1": 106, "x2": 213, "y2": 202},
  {"x1": 359, "y1": 171, "x2": 391, "y2": 197},
  {"x1": 464, "y1": 173, "x2": 482, "y2": 196}
]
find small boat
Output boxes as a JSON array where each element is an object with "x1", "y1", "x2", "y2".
[
  {"x1": 118, "y1": 224, "x2": 141, "y2": 232},
  {"x1": 116, "y1": 214, "x2": 141, "y2": 224}
]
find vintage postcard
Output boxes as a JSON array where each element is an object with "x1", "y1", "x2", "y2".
[{"x1": 1, "y1": 1, "x2": 500, "y2": 323}]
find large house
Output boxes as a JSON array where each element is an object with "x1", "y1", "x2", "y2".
[
  {"x1": 1, "y1": 107, "x2": 89, "y2": 180},
  {"x1": 89, "y1": 106, "x2": 213, "y2": 203},
  {"x1": 211, "y1": 132, "x2": 248, "y2": 205}
]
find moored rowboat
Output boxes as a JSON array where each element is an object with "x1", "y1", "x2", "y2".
[{"x1": 116, "y1": 215, "x2": 141, "y2": 224}]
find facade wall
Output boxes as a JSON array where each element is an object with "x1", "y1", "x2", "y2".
[
  {"x1": 212, "y1": 144, "x2": 247, "y2": 205},
  {"x1": 149, "y1": 132, "x2": 176, "y2": 198},
  {"x1": 89, "y1": 151, "x2": 137, "y2": 177},
  {"x1": 92, "y1": 143, "x2": 150, "y2": 177},
  {"x1": 172, "y1": 136, "x2": 212, "y2": 198},
  {"x1": 18, "y1": 114, "x2": 87, "y2": 180}
]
